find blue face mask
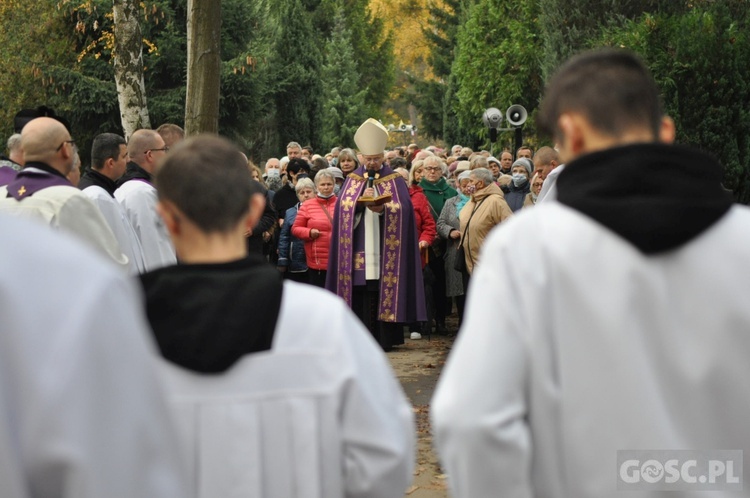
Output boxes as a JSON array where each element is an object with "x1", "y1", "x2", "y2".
[
  {"x1": 512, "y1": 173, "x2": 528, "y2": 187},
  {"x1": 334, "y1": 184, "x2": 341, "y2": 195}
]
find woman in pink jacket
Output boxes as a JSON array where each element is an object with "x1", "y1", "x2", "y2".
[{"x1": 292, "y1": 169, "x2": 337, "y2": 288}]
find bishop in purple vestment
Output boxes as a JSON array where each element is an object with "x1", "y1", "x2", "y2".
[{"x1": 326, "y1": 119, "x2": 426, "y2": 351}]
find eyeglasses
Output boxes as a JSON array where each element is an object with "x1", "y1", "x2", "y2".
[
  {"x1": 56, "y1": 140, "x2": 76, "y2": 152},
  {"x1": 424, "y1": 167, "x2": 441, "y2": 172},
  {"x1": 145, "y1": 146, "x2": 169, "y2": 154}
]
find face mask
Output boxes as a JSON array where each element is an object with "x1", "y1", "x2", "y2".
[
  {"x1": 334, "y1": 184, "x2": 341, "y2": 195},
  {"x1": 318, "y1": 192, "x2": 334, "y2": 199},
  {"x1": 512, "y1": 173, "x2": 528, "y2": 187},
  {"x1": 267, "y1": 169, "x2": 280, "y2": 178},
  {"x1": 466, "y1": 184, "x2": 477, "y2": 195}
]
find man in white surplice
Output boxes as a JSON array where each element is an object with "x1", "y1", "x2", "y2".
[
  {"x1": 139, "y1": 135, "x2": 415, "y2": 498},
  {"x1": 80, "y1": 133, "x2": 146, "y2": 274},
  {"x1": 0, "y1": 214, "x2": 187, "y2": 498},
  {"x1": 432, "y1": 49, "x2": 750, "y2": 497}
]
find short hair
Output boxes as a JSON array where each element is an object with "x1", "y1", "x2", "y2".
[
  {"x1": 302, "y1": 145, "x2": 314, "y2": 154},
  {"x1": 155, "y1": 135, "x2": 254, "y2": 233},
  {"x1": 7, "y1": 134, "x2": 22, "y2": 153},
  {"x1": 537, "y1": 48, "x2": 663, "y2": 142},
  {"x1": 156, "y1": 123, "x2": 184, "y2": 146},
  {"x1": 312, "y1": 157, "x2": 328, "y2": 171},
  {"x1": 516, "y1": 145, "x2": 533, "y2": 156},
  {"x1": 295, "y1": 177, "x2": 315, "y2": 193},
  {"x1": 390, "y1": 157, "x2": 407, "y2": 169},
  {"x1": 470, "y1": 167, "x2": 494, "y2": 186},
  {"x1": 424, "y1": 155, "x2": 446, "y2": 175},
  {"x1": 287, "y1": 157, "x2": 310, "y2": 176},
  {"x1": 314, "y1": 168, "x2": 335, "y2": 185},
  {"x1": 533, "y1": 146, "x2": 559, "y2": 166},
  {"x1": 470, "y1": 156, "x2": 488, "y2": 170},
  {"x1": 91, "y1": 133, "x2": 126, "y2": 170},
  {"x1": 286, "y1": 141, "x2": 301, "y2": 151}
]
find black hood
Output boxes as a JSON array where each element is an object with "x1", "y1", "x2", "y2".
[
  {"x1": 557, "y1": 143, "x2": 733, "y2": 254},
  {"x1": 139, "y1": 255, "x2": 283, "y2": 373}
]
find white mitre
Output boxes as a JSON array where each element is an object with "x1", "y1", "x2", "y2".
[{"x1": 354, "y1": 119, "x2": 389, "y2": 155}]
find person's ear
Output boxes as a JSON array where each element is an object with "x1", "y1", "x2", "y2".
[
  {"x1": 557, "y1": 113, "x2": 585, "y2": 163},
  {"x1": 104, "y1": 157, "x2": 115, "y2": 172},
  {"x1": 156, "y1": 200, "x2": 181, "y2": 237},
  {"x1": 659, "y1": 115, "x2": 676, "y2": 144},
  {"x1": 243, "y1": 193, "x2": 266, "y2": 234}
]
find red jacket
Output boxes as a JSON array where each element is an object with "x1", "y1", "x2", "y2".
[
  {"x1": 291, "y1": 195, "x2": 337, "y2": 270},
  {"x1": 409, "y1": 185, "x2": 437, "y2": 268}
]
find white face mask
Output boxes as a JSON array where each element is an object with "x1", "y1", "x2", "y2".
[
  {"x1": 512, "y1": 173, "x2": 528, "y2": 187},
  {"x1": 267, "y1": 169, "x2": 280, "y2": 178}
]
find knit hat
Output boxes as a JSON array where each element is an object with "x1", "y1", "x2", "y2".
[{"x1": 512, "y1": 157, "x2": 533, "y2": 177}]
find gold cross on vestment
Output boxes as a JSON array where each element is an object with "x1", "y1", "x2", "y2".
[
  {"x1": 341, "y1": 198, "x2": 354, "y2": 211},
  {"x1": 17, "y1": 185, "x2": 26, "y2": 196},
  {"x1": 385, "y1": 235, "x2": 400, "y2": 250},
  {"x1": 383, "y1": 272, "x2": 398, "y2": 287},
  {"x1": 355, "y1": 253, "x2": 365, "y2": 269}
]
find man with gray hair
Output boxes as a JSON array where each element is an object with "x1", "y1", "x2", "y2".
[
  {"x1": 0, "y1": 133, "x2": 24, "y2": 186},
  {"x1": 115, "y1": 129, "x2": 176, "y2": 271}
]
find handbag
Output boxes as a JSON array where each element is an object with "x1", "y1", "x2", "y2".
[{"x1": 453, "y1": 198, "x2": 486, "y2": 273}]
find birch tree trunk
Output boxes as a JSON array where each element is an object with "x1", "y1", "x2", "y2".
[
  {"x1": 185, "y1": 0, "x2": 221, "y2": 136},
  {"x1": 113, "y1": 0, "x2": 150, "y2": 139}
]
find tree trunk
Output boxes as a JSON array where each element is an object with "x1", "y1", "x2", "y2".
[
  {"x1": 185, "y1": 0, "x2": 222, "y2": 136},
  {"x1": 113, "y1": 0, "x2": 150, "y2": 139}
]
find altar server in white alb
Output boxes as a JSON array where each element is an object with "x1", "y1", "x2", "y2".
[
  {"x1": 115, "y1": 128, "x2": 176, "y2": 271},
  {"x1": 0, "y1": 117, "x2": 128, "y2": 269},
  {"x1": 79, "y1": 132, "x2": 146, "y2": 274},
  {"x1": 432, "y1": 48, "x2": 750, "y2": 497},
  {"x1": 0, "y1": 214, "x2": 187, "y2": 498},
  {"x1": 139, "y1": 135, "x2": 415, "y2": 498}
]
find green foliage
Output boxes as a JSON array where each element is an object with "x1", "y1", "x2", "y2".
[
  {"x1": 270, "y1": 0, "x2": 324, "y2": 151},
  {"x1": 599, "y1": 3, "x2": 750, "y2": 202},
  {"x1": 320, "y1": 8, "x2": 368, "y2": 149},
  {"x1": 450, "y1": 0, "x2": 542, "y2": 150}
]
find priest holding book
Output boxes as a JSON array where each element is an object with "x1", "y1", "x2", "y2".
[{"x1": 326, "y1": 119, "x2": 427, "y2": 351}]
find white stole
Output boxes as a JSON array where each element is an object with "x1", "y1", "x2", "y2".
[{"x1": 364, "y1": 185, "x2": 381, "y2": 280}]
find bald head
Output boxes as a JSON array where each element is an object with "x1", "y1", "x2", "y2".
[
  {"x1": 128, "y1": 129, "x2": 166, "y2": 172},
  {"x1": 21, "y1": 117, "x2": 74, "y2": 174},
  {"x1": 533, "y1": 146, "x2": 560, "y2": 180}
]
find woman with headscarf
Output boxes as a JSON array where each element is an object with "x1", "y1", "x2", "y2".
[
  {"x1": 524, "y1": 173, "x2": 544, "y2": 208},
  {"x1": 436, "y1": 170, "x2": 472, "y2": 328}
]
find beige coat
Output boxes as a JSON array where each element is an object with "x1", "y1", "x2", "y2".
[{"x1": 459, "y1": 182, "x2": 512, "y2": 273}]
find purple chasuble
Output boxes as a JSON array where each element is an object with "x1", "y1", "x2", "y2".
[
  {"x1": 0, "y1": 166, "x2": 18, "y2": 187},
  {"x1": 6, "y1": 165, "x2": 72, "y2": 200},
  {"x1": 326, "y1": 164, "x2": 427, "y2": 323}
]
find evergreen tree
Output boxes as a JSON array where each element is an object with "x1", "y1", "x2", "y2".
[
  {"x1": 270, "y1": 0, "x2": 324, "y2": 151},
  {"x1": 451, "y1": 0, "x2": 541, "y2": 149},
  {"x1": 320, "y1": 8, "x2": 367, "y2": 149}
]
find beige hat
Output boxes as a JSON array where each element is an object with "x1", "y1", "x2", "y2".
[
  {"x1": 354, "y1": 119, "x2": 389, "y2": 156},
  {"x1": 455, "y1": 160, "x2": 471, "y2": 172}
]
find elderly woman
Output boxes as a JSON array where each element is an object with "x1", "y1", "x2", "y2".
[
  {"x1": 419, "y1": 155, "x2": 457, "y2": 335},
  {"x1": 459, "y1": 167, "x2": 513, "y2": 276},
  {"x1": 436, "y1": 170, "x2": 472, "y2": 328},
  {"x1": 291, "y1": 169, "x2": 337, "y2": 288},
  {"x1": 524, "y1": 173, "x2": 544, "y2": 208},
  {"x1": 277, "y1": 178, "x2": 315, "y2": 283},
  {"x1": 336, "y1": 148, "x2": 359, "y2": 177},
  {"x1": 504, "y1": 157, "x2": 533, "y2": 212}
]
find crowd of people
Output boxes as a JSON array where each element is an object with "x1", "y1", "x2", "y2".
[{"x1": 1, "y1": 47, "x2": 749, "y2": 498}]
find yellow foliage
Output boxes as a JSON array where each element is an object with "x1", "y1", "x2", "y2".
[{"x1": 369, "y1": 0, "x2": 436, "y2": 81}]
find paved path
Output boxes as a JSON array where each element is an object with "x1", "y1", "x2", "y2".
[{"x1": 388, "y1": 332, "x2": 455, "y2": 497}]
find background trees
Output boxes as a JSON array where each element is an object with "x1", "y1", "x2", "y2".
[{"x1": 0, "y1": 0, "x2": 748, "y2": 201}]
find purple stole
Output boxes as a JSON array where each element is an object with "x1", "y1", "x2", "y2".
[
  {"x1": 0, "y1": 166, "x2": 17, "y2": 187},
  {"x1": 6, "y1": 168, "x2": 71, "y2": 200},
  {"x1": 327, "y1": 167, "x2": 427, "y2": 323}
]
